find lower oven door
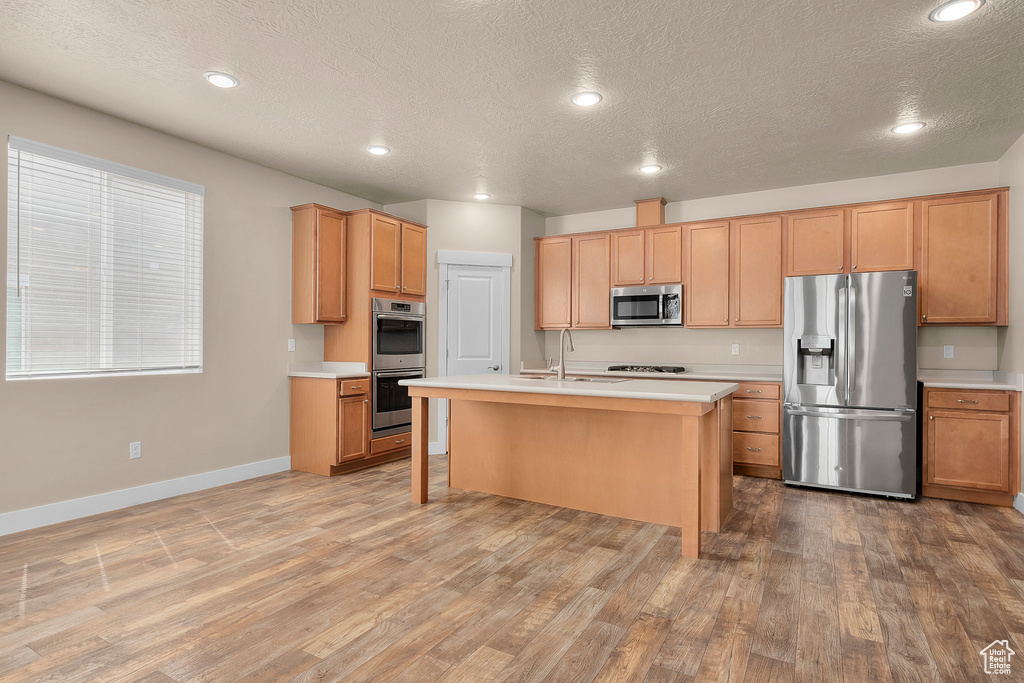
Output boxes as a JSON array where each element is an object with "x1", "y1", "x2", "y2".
[{"x1": 373, "y1": 369, "x2": 423, "y2": 434}]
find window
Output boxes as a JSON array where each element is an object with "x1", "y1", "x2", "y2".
[{"x1": 6, "y1": 136, "x2": 203, "y2": 379}]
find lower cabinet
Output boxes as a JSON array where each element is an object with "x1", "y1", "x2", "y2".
[
  {"x1": 731, "y1": 382, "x2": 783, "y2": 478},
  {"x1": 923, "y1": 388, "x2": 1020, "y2": 506},
  {"x1": 290, "y1": 377, "x2": 409, "y2": 476}
]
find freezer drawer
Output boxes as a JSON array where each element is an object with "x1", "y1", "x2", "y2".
[{"x1": 783, "y1": 406, "x2": 917, "y2": 498}]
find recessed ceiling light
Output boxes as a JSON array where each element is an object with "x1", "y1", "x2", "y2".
[
  {"x1": 571, "y1": 91, "x2": 602, "y2": 107},
  {"x1": 891, "y1": 122, "x2": 926, "y2": 135},
  {"x1": 203, "y1": 71, "x2": 238, "y2": 88},
  {"x1": 929, "y1": 0, "x2": 984, "y2": 22},
  {"x1": 367, "y1": 145, "x2": 390, "y2": 155},
  {"x1": 473, "y1": 193, "x2": 490, "y2": 200},
  {"x1": 639, "y1": 164, "x2": 662, "y2": 174}
]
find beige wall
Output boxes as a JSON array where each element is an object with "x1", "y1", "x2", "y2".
[
  {"x1": 0, "y1": 80, "x2": 379, "y2": 514},
  {"x1": 383, "y1": 199, "x2": 546, "y2": 443},
  {"x1": 543, "y1": 162, "x2": 1007, "y2": 372}
]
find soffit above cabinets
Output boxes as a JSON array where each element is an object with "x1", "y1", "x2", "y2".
[{"x1": 2, "y1": 0, "x2": 1022, "y2": 216}]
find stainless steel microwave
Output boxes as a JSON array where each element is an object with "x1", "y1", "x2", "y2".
[{"x1": 610, "y1": 284, "x2": 683, "y2": 326}]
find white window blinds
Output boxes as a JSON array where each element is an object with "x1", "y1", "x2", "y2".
[{"x1": 6, "y1": 136, "x2": 204, "y2": 379}]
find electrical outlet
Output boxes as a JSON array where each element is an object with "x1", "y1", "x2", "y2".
[
  {"x1": 129, "y1": 442, "x2": 142, "y2": 460},
  {"x1": 731, "y1": 344, "x2": 740, "y2": 355},
  {"x1": 943, "y1": 345, "x2": 954, "y2": 359},
  {"x1": 288, "y1": 338, "x2": 296, "y2": 352}
]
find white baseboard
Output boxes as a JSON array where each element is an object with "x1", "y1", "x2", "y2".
[
  {"x1": 429, "y1": 441, "x2": 447, "y2": 456},
  {"x1": 1014, "y1": 494, "x2": 1024, "y2": 516},
  {"x1": 0, "y1": 456, "x2": 291, "y2": 537}
]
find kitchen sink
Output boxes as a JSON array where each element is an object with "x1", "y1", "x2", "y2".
[{"x1": 514, "y1": 375, "x2": 628, "y2": 384}]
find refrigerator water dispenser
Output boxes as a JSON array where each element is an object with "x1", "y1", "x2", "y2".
[{"x1": 797, "y1": 334, "x2": 834, "y2": 386}]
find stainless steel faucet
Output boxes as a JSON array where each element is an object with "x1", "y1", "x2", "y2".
[{"x1": 556, "y1": 327, "x2": 574, "y2": 379}]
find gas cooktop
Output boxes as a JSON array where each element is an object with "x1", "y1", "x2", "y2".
[{"x1": 607, "y1": 365, "x2": 686, "y2": 374}]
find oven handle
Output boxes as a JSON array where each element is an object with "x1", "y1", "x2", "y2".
[
  {"x1": 374, "y1": 369, "x2": 425, "y2": 379},
  {"x1": 375, "y1": 314, "x2": 424, "y2": 322}
]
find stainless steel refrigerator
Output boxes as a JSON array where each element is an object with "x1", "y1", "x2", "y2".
[{"x1": 782, "y1": 270, "x2": 918, "y2": 498}]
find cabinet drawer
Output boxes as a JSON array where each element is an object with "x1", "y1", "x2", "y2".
[
  {"x1": 339, "y1": 379, "x2": 370, "y2": 396},
  {"x1": 926, "y1": 390, "x2": 1009, "y2": 413},
  {"x1": 733, "y1": 399, "x2": 780, "y2": 433},
  {"x1": 371, "y1": 433, "x2": 412, "y2": 454},
  {"x1": 734, "y1": 432, "x2": 780, "y2": 467},
  {"x1": 735, "y1": 382, "x2": 780, "y2": 400}
]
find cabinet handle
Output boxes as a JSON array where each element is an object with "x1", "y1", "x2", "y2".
[
  {"x1": 956, "y1": 399, "x2": 979, "y2": 404},
  {"x1": 746, "y1": 447, "x2": 762, "y2": 452},
  {"x1": 724, "y1": 318, "x2": 728, "y2": 323},
  {"x1": 364, "y1": 399, "x2": 368, "y2": 404},
  {"x1": 922, "y1": 314, "x2": 927, "y2": 321},
  {"x1": 746, "y1": 415, "x2": 762, "y2": 420},
  {"x1": 746, "y1": 389, "x2": 762, "y2": 394},
  {"x1": 838, "y1": 266, "x2": 843, "y2": 271},
  {"x1": 350, "y1": 385, "x2": 362, "y2": 390},
  {"x1": 929, "y1": 415, "x2": 933, "y2": 420},
  {"x1": 852, "y1": 265, "x2": 857, "y2": 270},
  {"x1": 395, "y1": 439, "x2": 405, "y2": 444}
]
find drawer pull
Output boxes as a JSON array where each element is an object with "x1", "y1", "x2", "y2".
[
  {"x1": 395, "y1": 439, "x2": 405, "y2": 444},
  {"x1": 746, "y1": 415, "x2": 762, "y2": 419},
  {"x1": 746, "y1": 447, "x2": 762, "y2": 452},
  {"x1": 350, "y1": 385, "x2": 363, "y2": 390},
  {"x1": 746, "y1": 389, "x2": 762, "y2": 393},
  {"x1": 956, "y1": 399, "x2": 979, "y2": 404}
]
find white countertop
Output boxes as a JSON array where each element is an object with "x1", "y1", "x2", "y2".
[
  {"x1": 917, "y1": 369, "x2": 1023, "y2": 392},
  {"x1": 400, "y1": 374, "x2": 738, "y2": 403},
  {"x1": 520, "y1": 361, "x2": 783, "y2": 383},
  {"x1": 287, "y1": 361, "x2": 370, "y2": 380}
]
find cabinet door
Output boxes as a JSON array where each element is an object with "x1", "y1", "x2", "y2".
[
  {"x1": 927, "y1": 410, "x2": 1009, "y2": 491},
  {"x1": 850, "y1": 202, "x2": 914, "y2": 273},
  {"x1": 400, "y1": 223, "x2": 427, "y2": 296},
  {"x1": 920, "y1": 193, "x2": 999, "y2": 324},
  {"x1": 646, "y1": 225, "x2": 683, "y2": 285},
  {"x1": 315, "y1": 210, "x2": 346, "y2": 322},
  {"x1": 685, "y1": 222, "x2": 731, "y2": 327},
  {"x1": 610, "y1": 230, "x2": 645, "y2": 286},
  {"x1": 535, "y1": 237, "x2": 572, "y2": 329},
  {"x1": 573, "y1": 233, "x2": 611, "y2": 328},
  {"x1": 370, "y1": 214, "x2": 400, "y2": 293},
  {"x1": 338, "y1": 395, "x2": 369, "y2": 462},
  {"x1": 731, "y1": 216, "x2": 782, "y2": 327},
  {"x1": 786, "y1": 209, "x2": 846, "y2": 276}
]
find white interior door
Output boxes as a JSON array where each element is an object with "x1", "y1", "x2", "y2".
[{"x1": 446, "y1": 264, "x2": 506, "y2": 377}]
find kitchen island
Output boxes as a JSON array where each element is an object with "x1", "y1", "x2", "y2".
[{"x1": 400, "y1": 375, "x2": 738, "y2": 558}]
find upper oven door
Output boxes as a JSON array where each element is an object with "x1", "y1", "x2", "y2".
[
  {"x1": 611, "y1": 285, "x2": 682, "y2": 326},
  {"x1": 373, "y1": 313, "x2": 425, "y2": 369}
]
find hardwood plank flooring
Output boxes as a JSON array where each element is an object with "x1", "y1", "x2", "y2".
[{"x1": 2, "y1": 458, "x2": 1024, "y2": 682}]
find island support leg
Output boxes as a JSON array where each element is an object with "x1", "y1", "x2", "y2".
[
  {"x1": 680, "y1": 416, "x2": 702, "y2": 558},
  {"x1": 412, "y1": 396, "x2": 430, "y2": 504}
]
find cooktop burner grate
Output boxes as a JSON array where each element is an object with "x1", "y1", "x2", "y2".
[{"x1": 607, "y1": 365, "x2": 686, "y2": 373}]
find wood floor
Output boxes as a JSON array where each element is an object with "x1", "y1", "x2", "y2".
[{"x1": 2, "y1": 458, "x2": 1024, "y2": 682}]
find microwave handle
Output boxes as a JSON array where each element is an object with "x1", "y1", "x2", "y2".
[
  {"x1": 374, "y1": 369, "x2": 424, "y2": 378},
  {"x1": 658, "y1": 294, "x2": 664, "y2": 319}
]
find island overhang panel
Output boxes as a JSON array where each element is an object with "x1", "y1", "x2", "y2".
[{"x1": 402, "y1": 376, "x2": 737, "y2": 559}]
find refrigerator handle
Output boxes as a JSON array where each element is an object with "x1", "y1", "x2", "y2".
[
  {"x1": 847, "y1": 284, "x2": 856, "y2": 400},
  {"x1": 836, "y1": 285, "x2": 847, "y2": 404}
]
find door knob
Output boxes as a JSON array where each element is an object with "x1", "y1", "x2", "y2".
[{"x1": 487, "y1": 365, "x2": 500, "y2": 371}]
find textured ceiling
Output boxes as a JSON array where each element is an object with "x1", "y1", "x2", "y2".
[{"x1": 2, "y1": 0, "x2": 1023, "y2": 216}]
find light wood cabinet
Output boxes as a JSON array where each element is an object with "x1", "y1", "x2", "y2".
[
  {"x1": 290, "y1": 377, "x2": 371, "y2": 475},
  {"x1": 535, "y1": 236, "x2": 573, "y2": 329},
  {"x1": 850, "y1": 202, "x2": 914, "y2": 273},
  {"x1": 731, "y1": 216, "x2": 783, "y2": 327},
  {"x1": 400, "y1": 223, "x2": 427, "y2": 296},
  {"x1": 685, "y1": 218, "x2": 782, "y2": 328},
  {"x1": 923, "y1": 388, "x2": 1020, "y2": 506},
  {"x1": 611, "y1": 225, "x2": 683, "y2": 287},
  {"x1": 291, "y1": 204, "x2": 347, "y2": 324},
  {"x1": 370, "y1": 214, "x2": 400, "y2": 293},
  {"x1": 338, "y1": 395, "x2": 370, "y2": 462},
  {"x1": 920, "y1": 191, "x2": 1006, "y2": 325},
  {"x1": 573, "y1": 233, "x2": 612, "y2": 328},
  {"x1": 730, "y1": 381, "x2": 783, "y2": 478},
  {"x1": 785, "y1": 209, "x2": 845, "y2": 277},
  {"x1": 684, "y1": 222, "x2": 731, "y2": 327}
]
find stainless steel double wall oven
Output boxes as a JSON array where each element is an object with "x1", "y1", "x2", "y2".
[{"x1": 371, "y1": 298, "x2": 425, "y2": 437}]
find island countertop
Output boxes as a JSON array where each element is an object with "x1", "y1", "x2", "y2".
[{"x1": 399, "y1": 374, "x2": 738, "y2": 403}]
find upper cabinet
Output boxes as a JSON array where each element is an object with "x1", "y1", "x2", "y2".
[
  {"x1": 920, "y1": 191, "x2": 1006, "y2": 325},
  {"x1": 610, "y1": 225, "x2": 683, "y2": 287},
  {"x1": 369, "y1": 214, "x2": 428, "y2": 297},
  {"x1": 534, "y1": 234, "x2": 611, "y2": 330},
  {"x1": 291, "y1": 204, "x2": 347, "y2": 324},
  {"x1": 685, "y1": 218, "x2": 782, "y2": 328},
  {"x1": 400, "y1": 224, "x2": 427, "y2": 296},
  {"x1": 785, "y1": 209, "x2": 845, "y2": 276},
  {"x1": 850, "y1": 202, "x2": 914, "y2": 273}
]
